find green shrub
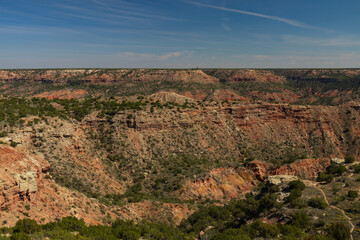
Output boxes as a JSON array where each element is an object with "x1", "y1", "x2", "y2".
[
  {"x1": 317, "y1": 173, "x2": 334, "y2": 183},
  {"x1": 0, "y1": 132, "x2": 7, "y2": 137},
  {"x1": 327, "y1": 222, "x2": 351, "y2": 240},
  {"x1": 13, "y1": 219, "x2": 41, "y2": 234},
  {"x1": 347, "y1": 190, "x2": 358, "y2": 200},
  {"x1": 308, "y1": 197, "x2": 328, "y2": 210},
  {"x1": 10, "y1": 141, "x2": 18, "y2": 148},
  {"x1": 327, "y1": 163, "x2": 347, "y2": 176},
  {"x1": 289, "y1": 198, "x2": 308, "y2": 209},
  {"x1": 286, "y1": 188, "x2": 302, "y2": 203},
  {"x1": 10, "y1": 232, "x2": 31, "y2": 240},
  {"x1": 352, "y1": 164, "x2": 360, "y2": 173},
  {"x1": 43, "y1": 216, "x2": 86, "y2": 232},
  {"x1": 288, "y1": 180, "x2": 306, "y2": 191},
  {"x1": 290, "y1": 212, "x2": 310, "y2": 229},
  {"x1": 212, "y1": 228, "x2": 251, "y2": 240},
  {"x1": 345, "y1": 156, "x2": 356, "y2": 164}
]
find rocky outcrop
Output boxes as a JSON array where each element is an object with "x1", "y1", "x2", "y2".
[
  {"x1": 16, "y1": 172, "x2": 38, "y2": 201},
  {"x1": 267, "y1": 175, "x2": 299, "y2": 185},
  {"x1": 179, "y1": 168, "x2": 256, "y2": 200},
  {"x1": 213, "y1": 90, "x2": 247, "y2": 102},
  {"x1": 202, "y1": 69, "x2": 286, "y2": 83},
  {"x1": 269, "y1": 158, "x2": 331, "y2": 179},
  {"x1": 33, "y1": 89, "x2": 88, "y2": 99},
  {"x1": 177, "y1": 158, "x2": 329, "y2": 200},
  {"x1": 151, "y1": 91, "x2": 195, "y2": 104},
  {"x1": 331, "y1": 158, "x2": 345, "y2": 164},
  {"x1": 116, "y1": 201, "x2": 194, "y2": 225},
  {"x1": 245, "y1": 160, "x2": 269, "y2": 181},
  {"x1": 231, "y1": 70, "x2": 285, "y2": 83},
  {"x1": 0, "y1": 146, "x2": 49, "y2": 209},
  {"x1": 0, "y1": 145, "x2": 121, "y2": 227}
]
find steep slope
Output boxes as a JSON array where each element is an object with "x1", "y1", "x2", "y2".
[{"x1": 0, "y1": 145, "x2": 117, "y2": 227}]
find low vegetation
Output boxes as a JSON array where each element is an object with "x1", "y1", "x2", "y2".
[{"x1": 0, "y1": 186, "x2": 352, "y2": 240}]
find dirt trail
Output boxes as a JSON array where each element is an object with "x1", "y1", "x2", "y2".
[{"x1": 303, "y1": 180, "x2": 354, "y2": 240}]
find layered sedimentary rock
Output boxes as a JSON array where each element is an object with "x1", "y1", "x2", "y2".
[
  {"x1": 270, "y1": 158, "x2": 331, "y2": 179},
  {"x1": 0, "y1": 69, "x2": 286, "y2": 84}
]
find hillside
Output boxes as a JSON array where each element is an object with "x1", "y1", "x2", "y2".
[{"x1": 0, "y1": 69, "x2": 360, "y2": 239}]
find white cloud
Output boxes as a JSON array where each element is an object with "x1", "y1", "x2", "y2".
[
  {"x1": 183, "y1": 0, "x2": 312, "y2": 29},
  {"x1": 124, "y1": 51, "x2": 184, "y2": 61},
  {"x1": 159, "y1": 52, "x2": 183, "y2": 60},
  {"x1": 222, "y1": 24, "x2": 231, "y2": 31}
]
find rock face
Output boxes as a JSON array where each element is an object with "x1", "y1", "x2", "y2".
[
  {"x1": 33, "y1": 89, "x2": 88, "y2": 99},
  {"x1": 230, "y1": 69, "x2": 285, "y2": 83},
  {"x1": 202, "y1": 69, "x2": 286, "y2": 83},
  {"x1": 0, "y1": 145, "x2": 120, "y2": 227},
  {"x1": 16, "y1": 172, "x2": 38, "y2": 200},
  {"x1": 151, "y1": 91, "x2": 195, "y2": 104},
  {"x1": 269, "y1": 158, "x2": 331, "y2": 179},
  {"x1": 179, "y1": 168, "x2": 256, "y2": 200},
  {"x1": 0, "y1": 145, "x2": 49, "y2": 210},
  {"x1": 331, "y1": 158, "x2": 345, "y2": 164},
  {"x1": 177, "y1": 158, "x2": 329, "y2": 200},
  {"x1": 268, "y1": 175, "x2": 299, "y2": 185},
  {"x1": 245, "y1": 160, "x2": 269, "y2": 181}
]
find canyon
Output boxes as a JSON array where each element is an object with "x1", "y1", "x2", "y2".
[{"x1": 0, "y1": 68, "x2": 360, "y2": 233}]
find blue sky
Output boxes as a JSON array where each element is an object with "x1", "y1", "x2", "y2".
[{"x1": 1, "y1": 0, "x2": 360, "y2": 68}]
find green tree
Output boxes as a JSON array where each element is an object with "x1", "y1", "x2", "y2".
[
  {"x1": 327, "y1": 223, "x2": 351, "y2": 240},
  {"x1": 289, "y1": 180, "x2": 306, "y2": 191},
  {"x1": 10, "y1": 233, "x2": 31, "y2": 240},
  {"x1": 345, "y1": 156, "x2": 355, "y2": 164},
  {"x1": 317, "y1": 173, "x2": 334, "y2": 183},
  {"x1": 13, "y1": 219, "x2": 41, "y2": 234},
  {"x1": 347, "y1": 190, "x2": 358, "y2": 200},
  {"x1": 290, "y1": 212, "x2": 310, "y2": 229}
]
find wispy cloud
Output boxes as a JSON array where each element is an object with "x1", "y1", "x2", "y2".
[
  {"x1": 91, "y1": 0, "x2": 107, "y2": 6},
  {"x1": 56, "y1": 1, "x2": 183, "y2": 24},
  {"x1": 56, "y1": 5, "x2": 149, "y2": 23},
  {"x1": 97, "y1": 6, "x2": 183, "y2": 22},
  {"x1": 282, "y1": 35, "x2": 360, "y2": 47},
  {"x1": 159, "y1": 52, "x2": 183, "y2": 60},
  {"x1": 124, "y1": 51, "x2": 185, "y2": 61},
  {"x1": 222, "y1": 24, "x2": 231, "y2": 31},
  {"x1": 184, "y1": 0, "x2": 313, "y2": 29},
  {"x1": 0, "y1": 24, "x2": 81, "y2": 35}
]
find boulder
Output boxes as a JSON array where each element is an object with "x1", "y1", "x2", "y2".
[
  {"x1": 16, "y1": 172, "x2": 38, "y2": 199},
  {"x1": 331, "y1": 158, "x2": 345, "y2": 164},
  {"x1": 268, "y1": 175, "x2": 298, "y2": 185}
]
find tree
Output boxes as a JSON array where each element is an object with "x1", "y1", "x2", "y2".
[
  {"x1": 13, "y1": 219, "x2": 41, "y2": 234},
  {"x1": 10, "y1": 233, "x2": 31, "y2": 240},
  {"x1": 327, "y1": 163, "x2": 347, "y2": 176},
  {"x1": 327, "y1": 223, "x2": 351, "y2": 240},
  {"x1": 348, "y1": 190, "x2": 358, "y2": 200},
  {"x1": 317, "y1": 173, "x2": 334, "y2": 183},
  {"x1": 290, "y1": 212, "x2": 310, "y2": 229},
  {"x1": 289, "y1": 180, "x2": 306, "y2": 191},
  {"x1": 345, "y1": 156, "x2": 356, "y2": 164}
]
